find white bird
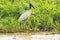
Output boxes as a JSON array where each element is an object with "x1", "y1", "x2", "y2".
[{"x1": 18, "y1": 3, "x2": 34, "y2": 22}]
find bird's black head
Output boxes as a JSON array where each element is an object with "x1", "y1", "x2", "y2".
[{"x1": 29, "y1": 3, "x2": 34, "y2": 9}]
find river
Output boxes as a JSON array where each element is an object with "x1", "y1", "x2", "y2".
[{"x1": 0, "y1": 33, "x2": 60, "y2": 40}]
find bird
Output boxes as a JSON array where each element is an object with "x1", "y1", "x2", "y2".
[{"x1": 18, "y1": 3, "x2": 34, "y2": 22}]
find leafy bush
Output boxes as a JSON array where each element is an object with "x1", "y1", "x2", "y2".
[{"x1": 0, "y1": 0, "x2": 60, "y2": 32}]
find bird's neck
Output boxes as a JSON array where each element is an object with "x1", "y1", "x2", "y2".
[
  {"x1": 29, "y1": 8, "x2": 32, "y2": 10},
  {"x1": 29, "y1": 9, "x2": 32, "y2": 12}
]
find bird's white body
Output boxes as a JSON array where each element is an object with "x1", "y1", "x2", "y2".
[{"x1": 18, "y1": 9, "x2": 32, "y2": 22}]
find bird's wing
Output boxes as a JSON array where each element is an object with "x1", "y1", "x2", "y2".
[{"x1": 18, "y1": 10, "x2": 31, "y2": 21}]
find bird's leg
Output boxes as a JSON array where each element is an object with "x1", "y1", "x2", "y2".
[{"x1": 20, "y1": 21, "x2": 24, "y2": 31}]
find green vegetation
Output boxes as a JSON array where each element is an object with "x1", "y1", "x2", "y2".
[{"x1": 0, "y1": 0, "x2": 60, "y2": 33}]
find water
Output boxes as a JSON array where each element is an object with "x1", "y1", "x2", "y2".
[{"x1": 0, "y1": 33, "x2": 60, "y2": 40}]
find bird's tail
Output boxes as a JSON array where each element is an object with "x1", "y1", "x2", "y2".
[{"x1": 18, "y1": 18, "x2": 22, "y2": 22}]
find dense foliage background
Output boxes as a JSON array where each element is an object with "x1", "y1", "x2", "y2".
[{"x1": 0, "y1": 0, "x2": 60, "y2": 33}]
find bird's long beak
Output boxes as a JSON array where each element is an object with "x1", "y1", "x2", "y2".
[{"x1": 31, "y1": 4, "x2": 35, "y2": 9}]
